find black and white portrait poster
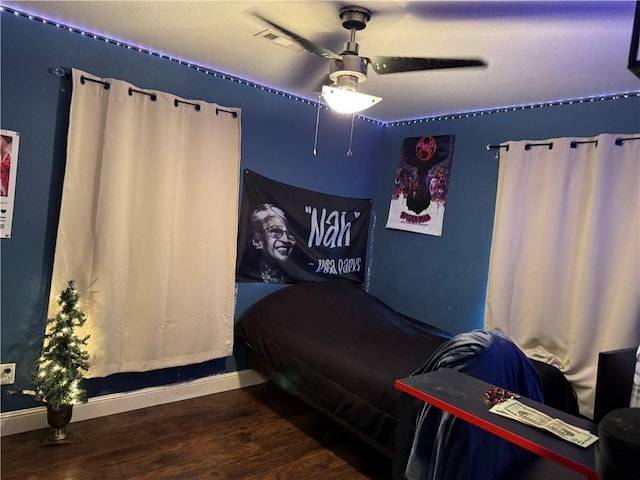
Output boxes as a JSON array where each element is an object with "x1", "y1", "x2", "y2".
[
  {"x1": 236, "y1": 169, "x2": 372, "y2": 284},
  {"x1": 1, "y1": 129, "x2": 20, "y2": 238},
  {"x1": 385, "y1": 135, "x2": 455, "y2": 236}
]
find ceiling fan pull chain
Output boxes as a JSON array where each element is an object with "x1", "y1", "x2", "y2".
[
  {"x1": 346, "y1": 114, "x2": 355, "y2": 158},
  {"x1": 313, "y1": 95, "x2": 321, "y2": 157}
]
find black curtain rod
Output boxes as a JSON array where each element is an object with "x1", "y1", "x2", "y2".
[
  {"x1": 488, "y1": 136, "x2": 639, "y2": 152},
  {"x1": 615, "y1": 136, "x2": 640, "y2": 145},
  {"x1": 128, "y1": 87, "x2": 157, "y2": 101},
  {"x1": 487, "y1": 141, "x2": 555, "y2": 152},
  {"x1": 570, "y1": 140, "x2": 598, "y2": 148},
  {"x1": 174, "y1": 99, "x2": 201, "y2": 111},
  {"x1": 50, "y1": 66, "x2": 237, "y2": 118},
  {"x1": 216, "y1": 107, "x2": 238, "y2": 118},
  {"x1": 525, "y1": 142, "x2": 554, "y2": 150},
  {"x1": 82, "y1": 75, "x2": 110, "y2": 89},
  {"x1": 486, "y1": 144, "x2": 509, "y2": 151}
]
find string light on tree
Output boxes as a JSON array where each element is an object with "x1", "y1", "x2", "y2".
[{"x1": 33, "y1": 280, "x2": 90, "y2": 411}]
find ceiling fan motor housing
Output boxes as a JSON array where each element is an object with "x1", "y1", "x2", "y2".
[
  {"x1": 329, "y1": 55, "x2": 369, "y2": 88},
  {"x1": 339, "y1": 6, "x2": 371, "y2": 31}
]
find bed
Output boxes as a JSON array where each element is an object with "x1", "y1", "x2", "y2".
[{"x1": 234, "y1": 279, "x2": 579, "y2": 462}]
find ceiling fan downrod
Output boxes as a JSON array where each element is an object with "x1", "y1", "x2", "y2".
[{"x1": 339, "y1": 5, "x2": 370, "y2": 55}]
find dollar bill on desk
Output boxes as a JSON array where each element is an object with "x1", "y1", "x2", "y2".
[
  {"x1": 489, "y1": 399, "x2": 598, "y2": 448},
  {"x1": 490, "y1": 398, "x2": 553, "y2": 427},
  {"x1": 543, "y1": 418, "x2": 599, "y2": 448}
]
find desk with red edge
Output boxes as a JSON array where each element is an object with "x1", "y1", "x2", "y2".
[{"x1": 393, "y1": 369, "x2": 598, "y2": 479}]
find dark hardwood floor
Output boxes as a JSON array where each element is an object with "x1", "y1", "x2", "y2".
[{"x1": 0, "y1": 382, "x2": 392, "y2": 480}]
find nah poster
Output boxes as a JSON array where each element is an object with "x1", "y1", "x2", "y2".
[
  {"x1": 385, "y1": 135, "x2": 455, "y2": 236},
  {"x1": 235, "y1": 169, "x2": 372, "y2": 284}
]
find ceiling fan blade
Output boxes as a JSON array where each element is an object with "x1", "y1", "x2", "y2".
[
  {"x1": 251, "y1": 11, "x2": 342, "y2": 61},
  {"x1": 371, "y1": 56, "x2": 487, "y2": 74}
]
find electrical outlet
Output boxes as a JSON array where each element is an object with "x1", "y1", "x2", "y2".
[{"x1": 0, "y1": 363, "x2": 16, "y2": 385}]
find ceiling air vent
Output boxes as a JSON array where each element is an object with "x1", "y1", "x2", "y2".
[{"x1": 254, "y1": 28, "x2": 303, "y2": 51}]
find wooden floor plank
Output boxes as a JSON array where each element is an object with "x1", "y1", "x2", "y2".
[{"x1": 1, "y1": 383, "x2": 391, "y2": 480}]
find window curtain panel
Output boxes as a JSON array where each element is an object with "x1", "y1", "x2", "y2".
[
  {"x1": 48, "y1": 68, "x2": 241, "y2": 378},
  {"x1": 485, "y1": 133, "x2": 640, "y2": 418}
]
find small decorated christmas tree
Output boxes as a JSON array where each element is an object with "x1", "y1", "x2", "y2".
[{"x1": 33, "y1": 280, "x2": 90, "y2": 411}]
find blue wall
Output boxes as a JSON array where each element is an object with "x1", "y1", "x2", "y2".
[
  {"x1": 368, "y1": 99, "x2": 640, "y2": 335},
  {"x1": 0, "y1": 11, "x2": 382, "y2": 412},
  {"x1": 2, "y1": 8, "x2": 639, "y2": 413}
]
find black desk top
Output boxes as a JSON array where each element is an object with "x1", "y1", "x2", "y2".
[{"x1": 396, "y1": 368, "x2": 598, "y2": 479}]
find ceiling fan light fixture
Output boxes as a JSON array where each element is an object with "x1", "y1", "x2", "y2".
[{"x1": 321, "y1": 85, "x2": 382, "y2": 114}]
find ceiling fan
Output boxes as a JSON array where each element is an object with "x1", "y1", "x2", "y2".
[{"x1": 252, "y1": 5, "x2": 488, "y2": 114}]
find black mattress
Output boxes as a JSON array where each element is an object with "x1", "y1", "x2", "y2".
[{"x1": 235, "y1": 279, "x2": 578, "y2": 454}]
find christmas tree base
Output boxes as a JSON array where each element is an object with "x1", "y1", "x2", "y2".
[
  {"x1": 41, "y1": 404, "x2": 74, "y2": 447},
  {"x1": 41, "y1": 431, "x2": 73, "y2": 447}
]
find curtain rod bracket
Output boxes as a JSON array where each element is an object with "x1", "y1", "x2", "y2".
[{"x1": 49, "y1": 66, "x2": 70, "y2": 77}]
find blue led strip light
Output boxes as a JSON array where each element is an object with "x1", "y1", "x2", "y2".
[
  {"x1": 0, "y1": 5, "x2": 388, "y2": 124},
  {"x1": 386, "y1": 92, "x2": 640, "y2": 127},
  {"x1": 3, "y1": 5, "x2": 639, "y2": 127}
]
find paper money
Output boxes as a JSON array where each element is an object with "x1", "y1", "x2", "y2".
[
  {"x1": 490, "y1": 398, "x2": 553, "y2": 427},
  {"x1": 543, "y1": 418, "x2": 599, "y2": 448},
  {"x1": 489, "y1": 399, "x2": 598, "y2": 448}
]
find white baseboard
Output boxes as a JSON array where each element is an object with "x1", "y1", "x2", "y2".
[{"x1": 0, "y1": 369, "x2": 266, "y2": 437}]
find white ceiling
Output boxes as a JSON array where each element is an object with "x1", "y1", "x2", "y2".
[{"x1": 4, "y1": 1, "x2": 640, "y2": 122}]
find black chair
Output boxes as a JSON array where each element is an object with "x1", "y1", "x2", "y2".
[{"x1": 592, "y1": 346, "x2": 637, "y2": 423}]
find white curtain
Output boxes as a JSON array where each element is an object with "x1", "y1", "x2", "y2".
[
  {"x1": 485, "y1": 133, "x2": 640, "y2": 418},
  {"x1": 48, "y1": 68, "x2": 241, "y2": 378}
]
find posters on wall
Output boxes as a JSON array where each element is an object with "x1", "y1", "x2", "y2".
[
  {"x1": 236, "y1": 169, "x2": 372, "y2": 284},
  {"x1": 385, "y1": 135, "x2": 456, "y2": 236},
  {"x1": 1, "y1": 129, "x2": 20, "y2": 238}
]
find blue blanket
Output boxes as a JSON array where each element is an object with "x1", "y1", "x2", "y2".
[{"x1": 405, "y1": 330, "x2": 544, "y2": 480}]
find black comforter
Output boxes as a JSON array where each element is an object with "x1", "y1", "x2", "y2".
[{"x1": 234, "y1": 279, "x2": 578, "y2": 454}]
